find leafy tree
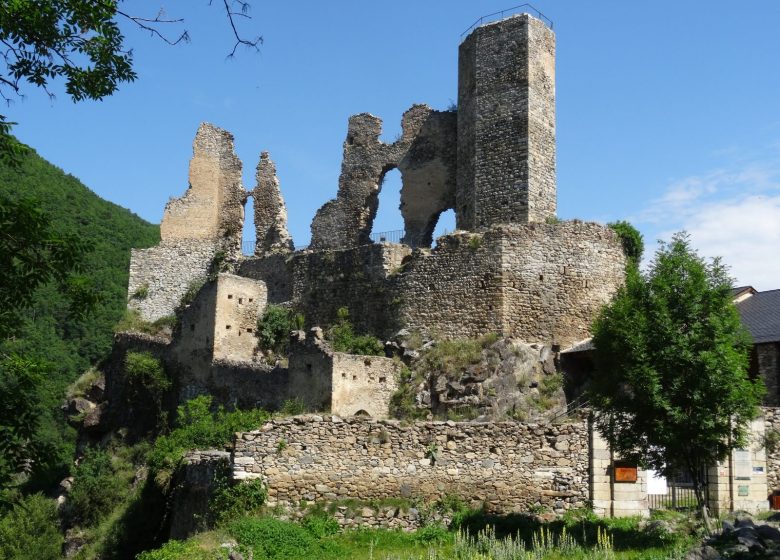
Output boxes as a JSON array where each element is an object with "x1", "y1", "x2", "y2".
[
  {"x1": 328, "y1": 307, "x2": 384, "y2": 356},
  {"x1": 0, "y1": 355, "x2": 55, "y2": 489},
  {"x1": 0, "y1": 493, "x2": 63, "y2": 560},
  {"x1": 0, "y1": 0, "x2": 262, "y2": 164},
  {"x1": 608, "y1": 220, "x2": 644, "y2": 267},
  {"x1": 588, "y1": 232, "x2": 763, "y2": 528}
]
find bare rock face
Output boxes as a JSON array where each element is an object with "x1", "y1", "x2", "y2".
[
  {"x1": 252, "y1": 152, "x2": 294, "y2": 256},
  {"x1": 310, "y1": 104, "x2": 457, "y2": 250},
  {"x1": 160, "y1": 122, "x2": 246, "y2": 246},
  {"x1": 395, "y1": 336, "x2": 565, "y2": 421}
]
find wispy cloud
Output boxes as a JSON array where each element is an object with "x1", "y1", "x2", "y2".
[{"x1": 637, "y1": 158, "x2": 780, "y2": 290}]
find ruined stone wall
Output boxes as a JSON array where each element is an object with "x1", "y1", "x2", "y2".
[
  {"x1": 394, "y1": 231, "x2": 504, "y2": 339},
  {"x1": 253, "y1": 152, "x2": 294, "y2": 256},
  {"x1": 765, "y1": 407, "x2": 780, "y2": 494},
  {"x1": 128, "y1": 123, "x2": 247, "y2": 322},
  {"x1": 310, "y1": 105, "x2": 457, "y2": 250},
  {"x1": 169, "y1": 450, "x2": 231, "y2": 540},
  {"x1": 213, "y1": 274, "x2": 267, "y2": 362},
  {"x1": 160, "y1": 123, "x2": 245, "y2": 243},
  {"x1": 457, "y1": 14, "x2": 556, "y2": 230},
  {"x1": 291, "y1": 243, "x2": 411, "y2": 337},
  {"x1": 128, "y1": 241, "x2": 219, "y2": 322},
  {"x1": 234, "y1": 416, "x2": 589, "y2": 514},
  {"x1": 331, "y1": 353, "x2": 400, "y2": 419},
  {"x1": 238, "y1": 255, "x2": 293, "y2": 304},
  {"x1": 499, "y1": 222, "x2": 625, "y2": 347},
  {"x1": 758, "y1": 343, "x2": 780, "y2": 407}
]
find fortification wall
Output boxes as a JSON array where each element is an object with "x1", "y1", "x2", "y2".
[
  {"x1": 233, "y1": 416, "x2": 589, "y2": 514},
  {"x1": 396, "y1": 222, "x2": 625, "y2": 345},
  {"x1": 128, "y1": 240, "x2": 219, "y2": 322},
  {"x1": 395, "y1": 231, "x2": 504, "y2": 339},
  {"x1": 499, "y1": 221, "x2": 625, "y2": 347},
  {"x1": 238, "y1": 254, "x2": 293, "y2": 304},
  {"x1": 213, "y1": 274, "x2": 266, "y2": 362},
  {"x1": 291, "y1": 244, "x2": 411, "y2": 337}
]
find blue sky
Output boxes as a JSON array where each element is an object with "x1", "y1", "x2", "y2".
[{"x1": 10, "y1": 0, "x2": 780, "y2": 289}]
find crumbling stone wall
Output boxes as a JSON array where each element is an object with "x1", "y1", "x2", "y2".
[
  {"x1": 128, "y1": 241, "x2": 219, "y2": 322},
  {"x1": 238, "y1": 254, "x2": 293, "y2": 304},
  {"x1": 160, "y1": 123, "x2": 245, "y2": 243},
  {"x1": 233, "y1": 416, "x2": 589, "y2": 514},
  {"x1": 457, "y1": 14, "x2": 556, "y2": 230},
  {"x1": 128, "y1": 123, "x2": 247, "y2": 321},
  {"x1": 291, "y1": 243, "x2": 411, "y2": 337},
  {"x1": 169, "y1": 450, "x2": 231, "y2": 540},
  {"x1": 252, "y1": 152, "x2": 294, "y2": 256},
  {"x1": 288, "y1": 330, "x2": 400, "y2": 419},
  {"x1": 213, "y1": 274, "x2": 266, "y2": 362},
  {"x1": 766, "y1": 407, "x2": 780, "y2": 495},
  {"x1": 310, "y1": 105, "x2": 457, "y2": 250}
]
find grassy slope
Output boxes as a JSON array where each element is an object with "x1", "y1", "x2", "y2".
[{"x1": 0, "y1": 146, "x2": 160, "y2": 483}]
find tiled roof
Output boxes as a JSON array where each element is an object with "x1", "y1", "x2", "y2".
[{"x1": 735, "y1": 289, "x2": 780, "y2": 344}]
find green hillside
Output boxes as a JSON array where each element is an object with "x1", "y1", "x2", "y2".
[{"x1": 0, "y1": 146, "x2": 160, "y2": 483}]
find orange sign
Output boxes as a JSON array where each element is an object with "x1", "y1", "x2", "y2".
[{"x1": 614, "y1": 463, "x2": 638, "y2": 483}]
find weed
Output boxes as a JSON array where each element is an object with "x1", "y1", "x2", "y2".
[
  {"x1": 132, "y1": 283, "x2": 149, "y2": 299},
  {"x1": 468, "y1": 235, "x2": 482, "y2": 249},
  {"x1": 327, "y1": 307, "x2": 384, "y2": 356},
  {"x1": 276, "y1": 438, "x2": 288, "y2": 453}
]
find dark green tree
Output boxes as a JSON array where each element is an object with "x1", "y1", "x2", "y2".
[
  {"x1": 608, "y1": 220, "x2": 644, "y2": 267},
  {"x1": 588, "y1": 232, "x2": 763, "y2": 528},
  {"x1": 0, "y1": 0, "x2": 261, "y2": 163}
]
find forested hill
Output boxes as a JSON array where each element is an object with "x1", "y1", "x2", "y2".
[{"x1": 0, "y1": 146, "x2": 159, "y2": 481}]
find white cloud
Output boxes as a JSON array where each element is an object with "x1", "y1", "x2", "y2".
[{"x1": 638, "y1": 161, "x2": 780, "y2": 291}]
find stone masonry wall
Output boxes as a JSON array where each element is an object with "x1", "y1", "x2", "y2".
[
  {"x1": 499, "y1": 221, "x2": 625, "y2": 347},
  {"x1": 766, "y1": 407, "x2": 780, "y2": 495},
  {"x1": 457, "y1": 14, "x2": 556, "y2": 230},
  {"x1": 394, "y1": 231, "x2": 504, "y2": 339},
  {"x1": 331, "y1": 353, "x2": 401, "y2": 419},
  {"x1": 396, "y1": 222, "x2": 625, "y2": 345},
  {"x1": 233, "y1": 416, "x2": 589, "y2": 514},
  {"x1": 128, "y1": 240, "x2": 219, "y2": 322},
  {"x1": 213, "y1": 274, "x2": 267, "y2": 362},
  {"x1": 238, "y1": 254, "x2": 293, "y2": 305},
  {"x1": 292, "y1": 243, "x2": 411, "y2": 338}
]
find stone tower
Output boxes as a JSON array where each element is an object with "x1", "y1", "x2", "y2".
[{"x1": 456, "y1": 14, "x2": 556, "y2": 230}]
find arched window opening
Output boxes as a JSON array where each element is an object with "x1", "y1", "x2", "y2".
[
  {"x1": 353, "y1": 409, "x2": 372, "y2": 418},
  {"x1": 432, "y1": 208, "x2": 456, "y2": 248},
  {"x1": 242, "y1": 195, "x2": 256, "y2": 256},
  {"x1": 370, "y1": 168, "x2": 404, "y2": 244}
]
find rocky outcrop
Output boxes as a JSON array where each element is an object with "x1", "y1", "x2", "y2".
[{"x1": 686, "y1": 515, "x2": 780, "y2": 559}]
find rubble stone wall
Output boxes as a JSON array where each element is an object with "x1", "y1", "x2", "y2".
[
  {"x1": 238, "y1": 255, "x2": 293, "y2": 305},
  {"x1": 291, "y1": 244, "x2": 411, "y2": 338},
  {"x1": 127, "y1": 240, "x2": 219, "y2": 322},
  {"x1": 499, "y1": 221, "x2": 625, "y2": 347},
  {"x1": 233, "y1": 416, "x2": 590, "y2": 514},
  {"x1": 457, "y1": 14, "x2": 556, "y2": 230},
  {"x1": 213, "y1": 274, "x2": 267, "y2": 362}
]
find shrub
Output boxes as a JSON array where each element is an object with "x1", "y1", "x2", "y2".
[
  {"x1": 147, "y1": 396, "x2": 268, "y2": 482},
  {"x1": 280, "y1": 398, "x2": 305, "y2": 416},
  {"x1": 131, "y1": 283, "x2": 149, "y2": 299},
  {"x1": 136, "y1": 539, "x2": 213, "y2": 560},
  {"x1": 301, "y1": 512, "x2": 339, "y2": 539},
  {"x1": 328, "y1": 307, "x2": 383, "y2": 356},
  {"x1": 115, "y1": 308, "x2": 175, "y2": 336},
  {"x1": 68, "y1": 448, "x2": 127, "y2": 526},
  {"x1": 0, "y1": 494, "x2": 63, "y2": 560},
  {"x1": 125, "y1": 351, "x2": 170, "y2": 394},
  {"x1": 229, "y1": 517, "x2": 319, "y2": 559},
  {"x1": 608, "y1": 220, "x2": 644, "y2": 267},
  {"x1": 258, "y1": 304, "x2": 302, "y2": 356},
  {"x1": 210, "y1": 476, "x2": 267, "y2": 525}
]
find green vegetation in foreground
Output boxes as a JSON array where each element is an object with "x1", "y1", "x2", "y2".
[
  {"x1": 0, "y1": 147, "x2": 159, "y2": 488},
  {"x1": 136, "y1": 508, "x2": 697, "y2": 560}
]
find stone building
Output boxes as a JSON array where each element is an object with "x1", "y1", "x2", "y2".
[{"x1": 734, "y1": 286, "x2": 780, "y2": 406}]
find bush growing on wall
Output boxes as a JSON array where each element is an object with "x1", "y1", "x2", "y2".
[
  {"x1": 258, "y1": 304, "x2": 304, "y2": 357},
  {"x1": 328, "y1": 307, "x2": 384, "y2": 356}
]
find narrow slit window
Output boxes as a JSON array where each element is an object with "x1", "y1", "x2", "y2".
[{"x1": 228, "y1": 294, "x2": 233, "y2": 299}]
